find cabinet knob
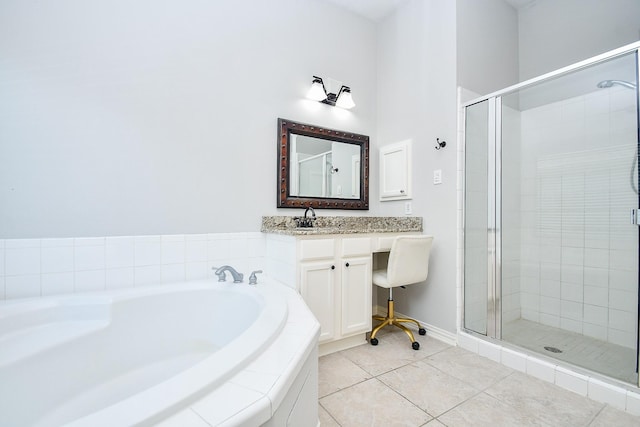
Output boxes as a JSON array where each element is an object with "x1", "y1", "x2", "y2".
[
  {"x1": 345, "y1": 262, "x2": 350, "y2": 267},
  {"x1": 331, "y1": 265, "x2": 335, "y2": 270},
  {"x1": 400, "y1": 189, "x2": 405, "y2": 193}
]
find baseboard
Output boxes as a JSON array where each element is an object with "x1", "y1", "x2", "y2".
[{"x1": 373, "y1": 304, "x2": 458, "y2": 346}]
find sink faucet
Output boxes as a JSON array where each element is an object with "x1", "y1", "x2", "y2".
[
  {"x1": 305, "y1": 206, "x2": 316, "y2": 221},
  {"x1": 213, "y1": 265, "x2": 244, "y2": 283},
  {"x1": 295, "y1": 207, "x2": 317, "y2": 228}
]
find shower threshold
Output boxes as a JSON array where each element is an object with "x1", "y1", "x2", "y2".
[{"x1": 502, "y1": 319, "x2": 637, "y2": 384}]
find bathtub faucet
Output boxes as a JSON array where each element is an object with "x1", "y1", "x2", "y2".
[{"x1": 213, "y1": 265, "x2": 244, "y2": 283}]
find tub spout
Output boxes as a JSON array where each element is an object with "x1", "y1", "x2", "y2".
[{"x1": 213, "y1": 265, "x2": 244, "y2": 283}]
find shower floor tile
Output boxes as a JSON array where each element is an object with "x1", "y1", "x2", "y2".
[
  {"x1": 502, "y1": 318, "x2": 637, "y2": 384},
  {"x1": 319, "y1": 328, "x2": 640, "y2": 427}
]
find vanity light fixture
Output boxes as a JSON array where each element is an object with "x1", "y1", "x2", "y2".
[{"x1": 306, "y1": 75, "x2": 356, "y2": 109}]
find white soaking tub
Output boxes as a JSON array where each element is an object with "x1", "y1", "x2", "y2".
[{"x1": 0, "y1": 278, "x2": 320, "y2": 427}]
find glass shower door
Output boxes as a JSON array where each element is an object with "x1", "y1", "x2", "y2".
[
  {"x1": 500, "y1": 51, "x2": 639, "y2": 385},
  {"x1": 463, "y1": 100, "x2": 490, "y2": 335}
]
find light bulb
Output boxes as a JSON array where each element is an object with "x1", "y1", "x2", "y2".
[
  {"x1": 307, "y1": 79, "x2": 327, "y2": 102},
  {"x1": 335, "y1": 87, "x2": 355, "y2": 109}
]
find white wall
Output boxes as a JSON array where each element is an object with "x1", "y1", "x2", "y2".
[
  {"x1": 0, "y1": 0, "x2": 377, "y2": 238},
  {"x1": 518, "y1": 0, "x2": 640, "y2": 81},
  {"x1": 376, "y1": 0, "x2": 459, "y2": 333},
  {"x1": 457, "y1": 0, "x2": 520, "y2": 96}
]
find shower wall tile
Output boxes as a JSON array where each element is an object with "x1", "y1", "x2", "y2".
[
  {"x1": 517, "y1": 88, "x2": 638, "y2": 348},
  {"x1": 560, "y1": 283, "x2": 583, "y2": 303},
  {"x1": 584, "y1": 248, "x2": 609, "y2": 269},
  {"x1": 609, "y1": 269, "x2": 636, "y2": 292},
  {"x1": 539, "y1": 313, "x2": 560, "y2": 328},
  {"x1": 583, "y1": 267, "x2": 608, "y2": 287},
  {"x1": 560, "y1": 318, "x2": 582, "y2": 334},
  {"x1": 583, "y1": 285, "x2": 608, "y2": 307},
  {"x1": 609, "y1": 289, "x2": 636, "y2": 312},
  {"x1": 583, "y1": 323, "x2": 607, "y2": 341},
  {"x1": 583, "y1": 304, "x2": 607, "y2": 326}
]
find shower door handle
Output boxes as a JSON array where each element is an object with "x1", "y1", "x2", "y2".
[{"x1": 631, "y1": 209, "x2": 639, "y2": 225}]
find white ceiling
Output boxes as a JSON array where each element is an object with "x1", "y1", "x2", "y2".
[
  {"x1": 321, "y1": 0, "x2": 536, "y2": 23},
  {"x1": 321, "y1": 0, "x2": 409, "y2": 22}
]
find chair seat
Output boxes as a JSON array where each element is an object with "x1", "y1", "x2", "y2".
[{"x1": 372, "y1": 269, "x2": 391, "y2": 288}]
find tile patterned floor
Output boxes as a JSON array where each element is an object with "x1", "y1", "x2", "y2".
[{"x1": 318, "y1": 328, "x2": 640, "y2": 427}]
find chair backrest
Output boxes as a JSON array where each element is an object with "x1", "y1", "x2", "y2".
[{"x1": 386, "y1": 235, "x2": 434, "y2": 287}]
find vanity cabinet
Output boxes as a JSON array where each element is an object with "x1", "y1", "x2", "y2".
[
  {"x1": 298, "y1": 237, "x2": 372, "y2": 349},
  {"x1": 263, "y1": 226, "x2": 422, "y2": 355}
]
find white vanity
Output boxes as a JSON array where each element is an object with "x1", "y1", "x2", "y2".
[{"x1": 262, "y1": 216, "x2": 422, "y2": 355}]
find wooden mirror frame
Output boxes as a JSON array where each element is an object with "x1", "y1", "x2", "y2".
[{"x1": 277, "y1": 118, "x2": 369, "y2": 210}]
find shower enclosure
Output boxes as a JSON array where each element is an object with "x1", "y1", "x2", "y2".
[{"x1": 463, "y1": 42, "x2": 640, "y2": 386}]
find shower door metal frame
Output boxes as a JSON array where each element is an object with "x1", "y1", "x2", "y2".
[{"x1": 461, "y1": 41, "x2": 640, "y2": 387}]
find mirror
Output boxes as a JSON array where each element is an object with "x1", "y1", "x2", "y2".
[{"x1": 277, "y1": 118, "x2": 369, "y2": 210}]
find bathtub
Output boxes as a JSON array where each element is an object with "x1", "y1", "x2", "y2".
[{"x1": 0, "y1": 278, "x2": 320, "y2": 426}]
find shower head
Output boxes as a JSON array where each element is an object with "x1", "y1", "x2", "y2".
[{"x1": 596, "y1": 79, "x2": 637, "y2": 90}]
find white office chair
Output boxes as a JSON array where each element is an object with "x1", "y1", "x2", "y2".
[{"x1": 370, "y1": 235, "x2": 434, "y2": 350}]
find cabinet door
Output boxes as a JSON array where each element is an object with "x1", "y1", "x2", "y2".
[
  {"x1": 379, "y1": 140, "x2": 412, "y2": 201},
  {"x1": 340, "y1": 256, "x2": 372, "y2": 336},
  {"x1": 300, "y1": 260, "x2": 336, "y2": 342}
]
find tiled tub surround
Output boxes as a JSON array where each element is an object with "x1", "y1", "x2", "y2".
[
  {"x1": 0, "y1": 232, "x2": 266, "y2": 301},
  {"x1": 261, "y1": 216, "x2": 422, "y2": 235}
]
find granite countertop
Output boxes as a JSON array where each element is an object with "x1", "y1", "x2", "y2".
[{"x1": 261, "y1": 216, "x2": 422, "y2": 235}]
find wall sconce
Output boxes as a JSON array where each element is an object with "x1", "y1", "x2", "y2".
[{"x1": 307, "y1": 76, "x2": 355, "y2": 109}]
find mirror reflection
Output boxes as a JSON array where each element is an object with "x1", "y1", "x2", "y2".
[{"x1": 289, "y1": 135, "x2": 360, "y2": 199}]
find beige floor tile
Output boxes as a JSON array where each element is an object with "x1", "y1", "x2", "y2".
[
  {"x1": 589, "y1": 405, "x2": 640, "y2": 426},
  {"x1": 485, "y1": 372, "x2": 603, "y2": 427},
  {"x1": 319, "y1": 352, "x2": 372, "y2": 398},
  {"x1": 425, "y1": 346, "x2": 513, "y2": 390},
  {"x1": 320, "y1": 378, "x2": 432, "y2": 427},
  {"x1": 319, "y1": 403, "x2": 341, "y2": 427},
  {"x1": 422, "y1": 420, "x2": 446, "y2": 426},
  {"x1": 379, "y1": 359, "x2": 479, "y2": 416},
  {"x1": 340, "y1": 329, "x2": 451, "y2": 377},
  {"x1": 438, "y1": 392, "x2": 552, "y2": 427}
]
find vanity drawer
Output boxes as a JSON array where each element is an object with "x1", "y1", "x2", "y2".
[
  {"x1": 373, "y1": 236, "x2": 397, "y2": 252},
  {"x1": 299, "y1": 239, "x2": 335, "y2": 260},
  {"x1": 341, "y1": 237, "x2": 371, "y2": 257}
]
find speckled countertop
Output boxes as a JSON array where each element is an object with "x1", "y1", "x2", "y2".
[{"x1": 261, "y1": 216, "x2": 422, "y2": 235}]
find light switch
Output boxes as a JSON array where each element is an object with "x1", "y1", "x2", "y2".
[
  {"x1": 404, "y1": 202, "x2": 412, "y2": 215},
  {"x1": 433, "y1": 169, "x2": 442, "y2": 185}
]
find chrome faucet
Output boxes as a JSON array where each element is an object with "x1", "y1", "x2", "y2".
[{"x1": 212, "y1": 265, "x2": 244, "y2": 283}]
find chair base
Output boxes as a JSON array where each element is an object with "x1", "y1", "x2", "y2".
[{"x1": 370, "y1": 298, "x2": 426, "y2": 350}]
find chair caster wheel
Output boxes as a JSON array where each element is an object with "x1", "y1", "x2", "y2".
[
  {"x1": 419, "y1": 328, "x2": 426, "y2": 335},
  {"x1": 412, "y1": 341, "x2": 420, "y2": 350},
  {"x1": 370, "y1": 337, "x2": 379, "y2": 346}
]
